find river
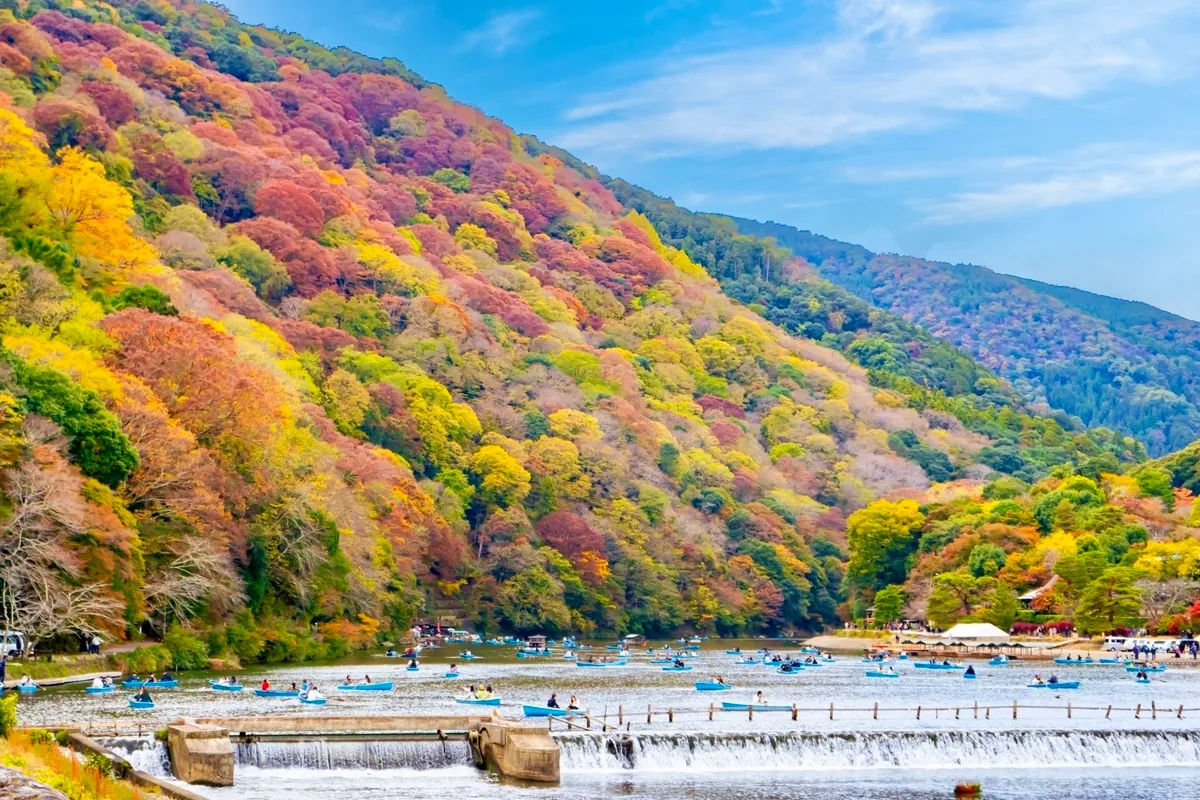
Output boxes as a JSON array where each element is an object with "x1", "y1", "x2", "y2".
[{"x1": 18, "y1": 639, "x2": 1200, "y2": 798}]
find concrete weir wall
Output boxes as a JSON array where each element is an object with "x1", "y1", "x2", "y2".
[
  {"x1": 166, "y1": 723, "x2": 235, "y2": 787},
  {"x1": 469, "y1": 720, "x2": 560, "y2": 783}
]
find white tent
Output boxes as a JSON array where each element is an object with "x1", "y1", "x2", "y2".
[{"x1": 941, "y1": 622, "x2": 1010, "y2": 642}]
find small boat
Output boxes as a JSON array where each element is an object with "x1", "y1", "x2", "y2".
[
  {"x1": 254, "y1": 688, "x2": 299, "y2": 698},
  {"x1": 575, "y1": 661, "x2": 625, "y2": 668},
  {"x1": 662, "y1": 665, "x2": 693, "y2": 672},
  {"x1": 800, "y1": 647, "x2": 818, "y2": 654},
  {"x1": 129, "y1": 698, "x2": 154, "y2": 710},
  {"x1": 86, "y1": 685, "x2": 115, "y2": 694},
  {"x1": 725, "y1": 650, "x2": 744, "y2": 655},
  {"x1": 694, "y1": 681, "x2": 731, "y2": 691},
  {"x1": 776, "y1": 666, "x2": 805, "y2": 675},
  {"x1": 913, "y1": 662, "x2": 963, "y2": 671},
  {"x1": 988, "y1": 656, "x2": 1009, "y2": 666},
  {"x1": 210, "y1": 681, "x2": 244, "y2": 692},
  {"x1": 1135, "y1": 677, "x2": 1152, "y2": 684},
  {"x1": 299, "y1": 696, "x2": 327, "y2": 706},
  {"x1": 455, "y1": 696, "x2": 502, "y2": 706},
  {"x1": 1054, "y1": 657, "x2": 1094, "y2": 665},
  {"x1": 1027, "y1": 681, "x2": 1080, "y2": 689},
  {"x1": 445, "y1": 672, "x2": 460, "y2": 679},
  {"x1": 684, "y1": 645, "x2": 701, "y2": 651},
  {"x1": 861, "y1": 658, "x2": 890, "y2": 664},
  {"x1": 897, "y1": 653, "x2": 909, "y2": 660},
  {"x1": 458, "y1": 653, "x2": 481, "y2": 660},
  {"x1": 144, "y1": 679, "x2": 179, "y2": 689},
  {"x1": 336, "y1": 682, "x2": 394, "y2": 691},
  {"x1": 522, "y1": 705, "x2": 572, "y2": 717},
  {"x1": 649, "y1": 658, "x2": 674, "y2": 664},
  {"x1": 865, "y1": 670, "x2": 898, "y2": 679},
  {"x1": 963, "y1": 672, "x2": 977, "y2": 679},
  {"x1": 733, "y1": 658, "x2": 760, "y2": 665},
  {"x1": 1099, "y1": 657, "x2": 1127, "y2": 665},
  {"x1": 122, "y1": 679, "x2": 146, "y2": 689},
  {"x1": 1126, "y1": 664, "x2": 1166, "y2": 673},
  {"x1": 406, "y1": 666, "x2": 420, "y2": 672},
  {"x1": 721, "y1": 702, "x2": 794, "y2": 712}
]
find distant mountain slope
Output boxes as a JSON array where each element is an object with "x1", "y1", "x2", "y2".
[{"x1": 724, "y1": 216, "x2": 1200, "y2": 455}]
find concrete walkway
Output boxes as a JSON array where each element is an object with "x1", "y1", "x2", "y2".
[{"x1": 3, "y1": 671, "x2": 122, "y2": 689}]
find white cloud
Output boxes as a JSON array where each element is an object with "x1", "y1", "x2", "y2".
[
  {"x1": 458, "y1": 9, "x2": 541, "y2": 56},
  {"x1": 922, "y1": 147, "x2": 1200, "y2": 223},
  {"x1": 560, "y1": 0, "x2": 1197, "y2": 155}
]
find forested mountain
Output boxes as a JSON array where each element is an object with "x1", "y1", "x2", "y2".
[
  {"x1": 722, "y1": 215, "x2": 1200, "y2": 456},
  {"x1": 0, "y1": 0, "x2": 1174, "y2": 663}
]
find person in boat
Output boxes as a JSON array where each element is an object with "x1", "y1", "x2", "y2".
[
  {"x1": 567, "y1": 695, "x2": 579, "y2": 711},
  {"x1": 449, "y1": 663, "x2": 459, "y2": 674},
  {"x1": 161, "y1": 672, "x2": 175, "y2": 682},
  {"x1": 290, "y1": 682, "x2": 299, "y2": 691},
  {"x1": 261, "y1": 678, "x2": 271, "y2": 691},
  {"x1": 227, "y1": 675, "x2": 240, "y2": 686},
  {"x1": 1033, "y1": 674, "x2": 1045, "y2": 685},
  {"x1": 364, "y1": 674, "x2": 372, "y2": 684},
  {"x1": 732, "y1": 647, "x2": 742, "y2": 654},
  {"x1": 127, "y1": 673, "x2": 140, "y2": 683},
  {"x1": 1048, "y1": 674, "x2": 1060, "y2": 685},
  {"x1": 485, "y1": 684, "x2": 495, "y2": 698},
  {"x1": 146, "y1": 673, "x2": 158, "y2": 684},
  {"x1": 673, "y1": 657, "x2": 686, "y2": 668},
  {"x1": 547, "y1": 693, "x2": 560, "y2": 709},
  {"x1": 463, "y1": 649, "x2": 474, "y2": 658},
  {"x1": 964, "y1": 665, "x2": 976, "y2": 677},
  {"x1": 305, "y1": 685, "x2": 323, "y2": 702},
  {"x1": 19, "y1": 675, "x2": 33, "y2": 687},
  {"x1": 91, "y1": 677, "x2": 104, "y2": 689},
  {"x1": 1136, "y1": 669, "x2": 1148, "y2": 680},
  {"x1": 386, "y1": 648, "x2": 397, "y2": 658},
  {"x1": 941, "y1": 659, "x2": 951, "y2": 666},
  {"x1": 712, "y1": 675, "x2": 726, "y2": 686},
  {"x1": 754, "y1": 691, "x2": 767, "y2": 705},
  {"x1": 134, "y1": 687, "x2": 152, "y2": 703}
]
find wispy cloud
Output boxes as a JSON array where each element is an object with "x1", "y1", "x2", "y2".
[
  {"x1": 560, "y1": 0, "x2": 1197, "y2": 155},
  {"x1": 922, "y1": 147, "x2": 1200, "y2": 223},
  {"x1": 458, "y1": 9, "x2": 541, "y2": 56}
]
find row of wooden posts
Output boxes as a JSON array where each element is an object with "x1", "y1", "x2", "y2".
[{"x1": 547, "y1": 701, "x2": 1195, "y2": 732}]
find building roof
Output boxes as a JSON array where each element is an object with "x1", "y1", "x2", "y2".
[
  {"x1": 1019, "y1": 574, "x2": 1060, "y2": 601},
  {"x1": 942, "y1": 622, "x2": 1011, "y2": 640}
]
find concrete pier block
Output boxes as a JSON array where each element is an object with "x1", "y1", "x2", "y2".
[
  {"x1": 166, "y1": 723, "x2": 234, "y2": 786},
  {"x1": 469, "y1": 719, "x2": 559, "y2": 783}
]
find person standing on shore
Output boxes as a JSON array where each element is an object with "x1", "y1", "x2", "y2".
[{"x1": 0, "y1": 654, "x2": 6, "y2": 685}]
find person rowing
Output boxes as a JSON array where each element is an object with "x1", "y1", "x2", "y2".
[
  {"x1": 964, "y1": 665, "x2": 976, "y2": 677},
  {"x1": 1137, "y1": 669, "x2": 1148, "y2": 680},
  {"x1": 225, "y1": 675, "x2": 240, "y2": 686},
  {"x1": 1033, "y1": 674, "x2": 1046, "y2": 685},
  {"x1": 304, "y1": 684, "x2": 323, "y2": 702},
  {"x1": 133, "y1": 686, "x2": 153, "y2": 703},
  {"x1": 363, "y1": 674, "x2": 372, "y2": 684},
  {"x1": 1048, "y1": 674, "x2": 1060, "y2": 685},
  {"x1": 731, "y1": 647, "x2": 742, "y2": 654},
  {"x1": 91, "y1": 677, "x2": 104, "y2": 689},
  {"x1": 448, "y1": 663, "x2": 459, "y2": 675},
  {"x1": 567, "y1": 695, "x2": 579, "y2": 710},
  {"x1": 673, "y1": 657, "x2": 686, "y2": 668},
  {"x1": 547, "y1": 693, "x2": 560, "y2": 709},
  {"x1": 711, "y1": 675, "x2": 726, "y2": 686},
  {"x1": 260, "y1": 678, "x2": 271, "y2": 691},
  {"x1": 161, "y1": 671, "x2": 175, "y2": 682}
]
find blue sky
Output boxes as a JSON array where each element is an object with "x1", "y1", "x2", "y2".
[{"x1": 223, "y1": 0, "x2": 1200, "y2": 319}]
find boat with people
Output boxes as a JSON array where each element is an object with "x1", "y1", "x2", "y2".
[
  {"x1": 299, "y1": 695, "x2": 327, "y2": 706},
  {"x1": 456, "y1": 696, "x2": 502, "y2": 706},
  {"x1": 914, "y1": 661, "x2": 964, "y2": 670},
  {"x1": 865, "y1": 670, "x2": 898, "y2": 679},
  {"x1": 1126, "y1": 663, "x2": 1166, "y2": 673},
  {"x1": 1054, "y1": 656, "x2": 1095, "y2": 665},
  {"x1": 1028, "y1": 680, "x2": 1080, "y2": 689},
  {"x1": 210, "y1": 678, "x2": 243, "y2": 692},
  {"x1": 662, "y1": 665, "x2": 693, "y2": 672},
  {"x1": 721, "y1": 701, "x2": 793, "y2": 712},
  {"x1": 254, "y1": 688, "x2": 300, "y2": 698},
  {"x1": 129, "y1": 698, "x2": 154, "y2": 710},
  {"x1": 522, "y1": 704, "x2": 578, "y2": 717},
  {"x1": 989, "y1": 655, "x2": 1010, "y2": 666},
  {"x1": 695, "y1": 681, "x2": 731, "y2": 691},
  {"x1": 336, "y1": 681, "x2": 394, "y2": 691}
]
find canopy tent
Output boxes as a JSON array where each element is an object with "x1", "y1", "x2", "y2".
[{"x1": 941, "y1": 622, "x2": 1010, "y2": 642}]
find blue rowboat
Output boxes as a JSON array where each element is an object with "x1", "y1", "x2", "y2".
[
  {"x1": 963, "y1": 672, "x2": 977, "y2": 679},
  {"x1": 210, "y1": 681, "x2": 243, "y2": 692},
  {"x1": 733, "y1": 659, "x2": 760, "y2": 665},
  {"x1": 445, "y1": 672, "x2": 460, "y2": 679},
  {"x1": 406, "y1": 666, "x2": 420, "y2": 672},
  {"x1": 1027, "y1": 681, "x2": 1080, "y2": 689},
  {"x1": 694, "y1": 681, "x2": 731, "y2": 691},
  {"x1": 456, "y1": 696, "x2": 501, "y2": 706},
  {"x1": 913, "y1": 663, "x2": 962, "y2": 670},
  {"x1": 649, "y1": 658, "x2": 674, "y2": 664},
  {"x1": 897, "y1": 653, "x2": 909, "y2": 660},
  {"x1": 800, "y1": 647, "x2": 818, "y2": 654},
  {"x1": 1135, "y1": 677, "x2": 1152, "y2": 684},
  {"x1": 1126, "y1": 664, "x2": 1166, "y2": 673},
  {"x1": 144, "y1": 679, "x2": 179, "y2": 689},
  {"x1": 684, "y1": 645, "x2": 701, "y2": 651},
  {"x1": 776, "y1": 666, "x2": 804, "y2": 674},
  {"x1": 721, "y1": 702, "x2": 793, "y2": 712},
  {"x1": 254, "y1": 689, "x2": 299, "y2": 698},
  {"x1": 865, "y1": 670, "x2": 898, "y2": 679},
  {"x1": 662, "y1": 666, "x2": 693, "y2": 672},
  {"x1": 86, "y1": 686, "x2": 115, "y2": 694},
  {"x1": 129, "y1": 699, "x2": 154, "y2": 710},
  {"x1": 724, "y1": 650, "x2": 744, "y2": 655},
  {"x1": 522, "y1": 705, "x2": 570, "y2": 717},
  {"x1": 299, "y1": 696, "x2": 327, "y2": 706},
  {"x1": 989, "y1": 656, "x2": 1009, "y2": 666},
  {"x1": 122, "y1": 679, "x2": 145, "y2": 689},
  {"x1": 1054, "y1": 657, "x2": 1094, "y2": 665},
  {"x1": 336, "y1": 682, "x2": 394, "y2": 691},
  {"x1": 1099, "y1": 657, "x2": 1127, "y2": 665},
  {"x1": 576, "y1": 661, "x2": 625, "y2": 668},
  {"x1": 458, "y1": 654, "x2": 481, "y2": 660}
]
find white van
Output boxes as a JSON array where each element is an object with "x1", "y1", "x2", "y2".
[{"x1": 0, "y1": 631, "x2": 28, "y2": 657}]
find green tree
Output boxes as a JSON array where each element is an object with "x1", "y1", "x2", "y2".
[
  {"x1": 1135, "y1": 466, "x2": 1175, "y2": 510},
  {"x1": 926, "y1": 572, "x2": 986, "y2": 629},
  {"x1": 871, "y1": 584, "x2": 905, "y2": 626},
  {"x1": 431, "y1": 168, "x2": 470, "y2": 193},
  {"x1": 496, "y1": 565, "x2": 572, "y2": 634},
  {"x1": 1075, "y1": 568, "x2": 1144, "y2": 634},
  {"x1": 471, "y1": 445, "x2": 531, "y2": 507},
  {"x1": 846, "y1": 499, "x2": 925, "y2": 592},
  {"x1": 967, "y1": 543, "x2": 1007, "y2": 577},
  {"x1": 980, "y1": 581, "x2": 1020, "y2": 631}
]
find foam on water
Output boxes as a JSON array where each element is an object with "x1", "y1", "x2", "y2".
[
  {"x1": 234, "y1": 739, "x2": 473, "y2": 770},
  {"x1": 556, "y1": 729, "x2": 1200, "y2": 772}
]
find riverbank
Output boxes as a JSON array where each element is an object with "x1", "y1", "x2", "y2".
[{"x1": 804, "y1": 634, "x2": 1198, "y2": 663}]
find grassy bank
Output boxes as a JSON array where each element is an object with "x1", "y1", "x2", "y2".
[{"x1": 6, "y1": 645, "x2": 168, "y2": 682}]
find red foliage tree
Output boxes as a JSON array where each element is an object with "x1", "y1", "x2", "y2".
[
  {"x1": 534, "y1": 511, "x2": 605, "y2": 560},
  {"x1": 253, "y1": 180, "x2": 326, "y2": 237},
  {"x1": 80, "y1": 80, "x2": 136, "y2": 125}
]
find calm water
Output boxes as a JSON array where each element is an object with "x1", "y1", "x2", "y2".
[{"x1": 21, "y1": 639, "x2": 1200, "y2": 798}]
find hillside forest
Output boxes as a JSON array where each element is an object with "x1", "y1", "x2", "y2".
[{"x1": 0, "y1": 0, "x2": 1196, "y2": 668}]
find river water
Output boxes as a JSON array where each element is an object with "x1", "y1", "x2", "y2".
[{"x1": 19, "y1": 639, "x2": 1200, "y2": 798}]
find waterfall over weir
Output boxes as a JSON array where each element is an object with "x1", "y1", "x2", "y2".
[
  {"x1": 556, "y1": 729, "x2": 1200, "y2": 772},
  {"x1": 234, "y1": 739, "x2": 473, "y2": 770}
]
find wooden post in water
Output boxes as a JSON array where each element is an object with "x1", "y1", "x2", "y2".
[
  {"x1": 985, "y1": 706, "x2": 990, "y2": 720},
  {"x1": 916, "y1": 706, "x2": 921, "y2": 720},
  {"x1": 1106, "y1": 705, "x2": 1112, "y2": 719},
  {"x1": 873, "y1": 702, "x2": 878, "y2": 720},
  {"x1": 1012, "y1": 701, "x2": 1018, "y2": 719},
  {"x1": 1178, "y1": 705, "x2": 1185, "y2": 719},
  {"x1": 973, "y1": 701, "x2": 978, "y2": 720},
  {"x1": 829, "y1": 703, "x2": 834, "y2": 721},
  {"x1": 1135, "y1": 704, "x2": 1142, "y2": 719},
  {"x1": 668, "y1": 708, "x2": 674, "y2": 723},
  {"x1": 791, "y1": 704, "x2": 798, "y2": 722},
  {"x1": 748, "y1": 705, "x2": 753, "y2": 722},
  {"x1": 1067, "y1": 702, "x2": 1071, "y2": 719},
  {"x1": 647, "y1": 704, "x2": 652, "y2": 724},
  {"x1": 1152, "y1": 701, "x2": 1157, "y2": 720},
  {"x1": 709, "y1": 703, "x2": 714, "y2": 721},
  {"x1": 619, "y1": 705, "x2": 624, "y2": 726}
]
